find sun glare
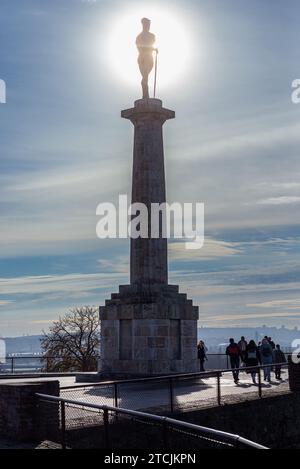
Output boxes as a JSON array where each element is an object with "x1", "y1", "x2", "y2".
[{"x1": 105, "y1": 5, "x2": 192, "y2": 94}]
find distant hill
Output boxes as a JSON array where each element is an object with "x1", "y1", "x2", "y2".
[{"x1": 198, "y1": 326, "x2": 299, "y2": 352}]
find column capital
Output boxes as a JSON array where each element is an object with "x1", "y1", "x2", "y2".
[{"x1": 121, "y1": 98, "x2": 175, "y2": 123}]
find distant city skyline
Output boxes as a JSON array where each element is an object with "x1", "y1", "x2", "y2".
[{"x1": 1, "y1": 0, "x2": 300, "y2": 335}]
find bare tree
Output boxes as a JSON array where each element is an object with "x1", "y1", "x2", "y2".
[{"x1": 41, "y1": 307, "x2": 100, "y2": 372}]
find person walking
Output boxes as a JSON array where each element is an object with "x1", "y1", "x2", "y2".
[
  {"x1": 273, "y1": 344, "x2": 286, "y2": 380},
  {"x1": 197, "y1": 340, "x2": 208, "y2": 372},
  {"x1": 260, "y1": 338, "x2": 273, "y2": 382},
  {"x1": 245, "y1": 340, "x2": 261, "y2": 384},
  {"x1": 226, "y1": 338, "x2": 241, "y2": 384},
  {"x1": 238, "y1": 336, "x2": 248, "y2": 364},
  {"x1": 268, "y1": 337, "x2": 276, "y2": 350}
]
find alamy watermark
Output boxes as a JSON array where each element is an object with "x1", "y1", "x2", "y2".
[
  {"x1": 96, "y1": 195, "x2": 204, "y2": 250},
  {"x1": 0, "y1": 338, "x2": 6, "y2": 363},
  {"x1": 291, "y1": 339, "x2": 300, "y2": 364},
  {"x1": 291, "y1": 79, "x2": 300, "y2": 104},
  {"x1": 0, "y1": 79, "x2": 6, "y2": 104}
]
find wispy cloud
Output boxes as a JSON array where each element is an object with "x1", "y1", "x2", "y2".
[
  {"x1": 247, "y1": 299, "x2": 300, "y2": 310},
  {"x1": 257, "y1": 197, "x2": 300, "y2": 205},
  {"x1": 0, "y1": 300, "x2": 13, "y2": 307},
  {"x1": 0, "y1": 272, "x2": 127, "y2": 296},
  {"x1": 169, "y1": 238, "x2": 242, "y2": 261}
]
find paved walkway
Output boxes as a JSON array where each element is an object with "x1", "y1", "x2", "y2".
[
  {"x1": 59, "y1": 370, "x2": 289, "y2": 412},
  {"x1": 1, "y1": 370, "x2": 289, "y2": 410},
  {"x1": 0, "y1": 439, "x2": 63, "y2": 449}
]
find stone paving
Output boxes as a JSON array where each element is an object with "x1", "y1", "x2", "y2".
[
  {"x1": 59, "y1": 369, "x2": 290, "y2": 412},
  {"x1": 0, "y1": 439, "x2": 64, "y2": 449},
  {"x1": 1, "y1": 369, "x2": 289, "y2": 412}
]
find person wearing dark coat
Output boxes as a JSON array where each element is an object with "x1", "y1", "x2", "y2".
[
  {"x1": 226, "y1": 338, "x2": 241, "y2": 384},
  {"x1": 238, "y1": 336, "x2": 248, "y2": 364},
  {"x1": 197, "y1": 340, "x2": 207, "y2": 372},
  {"x1": 260, "y1": 338, "x2": 273, "y2": 382},
  {"x1": 245, "y1": 340, "x2": 261, "y2": 384},
  {"x1": 273, "y1": 344, "x2": 286, "y2": 380},
  {"x1": 268, "y1": 337, "x2": 276, "y2": 350}
]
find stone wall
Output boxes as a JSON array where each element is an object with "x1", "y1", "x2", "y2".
[
  {"x1": 0, "y1": 381, "x2": 59, "y2": 442},
  {"x1": 175, "y1": 391, "x2": 300, "y2": 449}
]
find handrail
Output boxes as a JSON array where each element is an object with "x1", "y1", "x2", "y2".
[
  {"x1": 0, "y1": 352, "x2": 292, "y2": 359},
  {"x1": 0, "y1": 353, "x2": 229, "y2": 362},
  {"x1": 35, "y1": 393, "x2": 268, "y2": 449}
]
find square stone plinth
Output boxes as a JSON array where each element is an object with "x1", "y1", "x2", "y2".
[{"x1": 99, "y1": 284, "x2": 199, "y2": 376}]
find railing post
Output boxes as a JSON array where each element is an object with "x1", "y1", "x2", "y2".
[
  {"x1": 258, "y1": 366, "x2": 262, "y2": 398},
  {"x1": 169, "y1": 378, "x2": 174, "y2": 413},
  {"x1": 217, "y1": 372, "x2": 221, "y2": 406},
  {"x1": 103, "y1": 407, "x2": 110, "y2": 449},
  {"x1": 114, "y1": 383, "x2": 118, "y2": 408},
  {"x1": 60, "y1": 401, "x2": 66, "y2": 450},
  {"x1": 11, "y1": 357, "x2": 14, "y2": 374}
]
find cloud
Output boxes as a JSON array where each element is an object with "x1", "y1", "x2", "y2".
[
  {"x1": 169, "y1": 238, "x2": 242, "y2": 261},
  {"x1": 28, "y1": 320, "x2": 56, "y2": 325},
  {"x1": 256, "y1": 181, "x2": 300, "y2": 190},
  {"x1": 181, "y1": 119, "x2": 300, "y2": 162},
  {"x1": 0, "y1": 272, "x2": 127, "y2": 296},
  {"x1": 201, "y1": 311, "x2": 300, "y2": 323},
  {"x1": 98, "y1": 256, "x2": 129, "y2": 273},
  {"x1": 247, "y1": 299, "x2": 300, "y2": 310},
  {"x1": 256, "y1": 197, "x2": 300, "y2": 205},
  {"x1": 0, "y1": 300, "x2": 13, "y2": 307}
]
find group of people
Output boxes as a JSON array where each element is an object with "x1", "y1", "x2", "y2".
[{"x1": 197, "y1": 336, "x2": 287, "y2": 385}]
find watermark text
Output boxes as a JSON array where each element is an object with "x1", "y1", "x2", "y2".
[
  {"x1": 291, "y1": 79, "x2": 300, "y2": 104},
  {"x1": 0, "y1": 79, "x2": 6, "y2": 104},
  {"x1": 96, "y1": 195, "x2": 204, "y2": 250}
]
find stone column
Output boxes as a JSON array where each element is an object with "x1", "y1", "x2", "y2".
[
  {"x1": 99, "y1": 99, "x2": 199, "y2": 377},
  {"x1": 121, "y1": 99, "x2": 175, "y2": 288}
]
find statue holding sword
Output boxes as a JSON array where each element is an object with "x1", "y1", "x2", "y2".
[{"x1": 136, "y1": 18, "x2": 158, "y2": 99}]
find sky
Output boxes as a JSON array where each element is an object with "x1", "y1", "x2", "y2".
[{"x1": 0, "y1": 0, "x2": 300, "y2": 336}]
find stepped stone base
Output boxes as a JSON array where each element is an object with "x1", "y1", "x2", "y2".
[{"x1": 99, "y1": 284, "x2": 199, "y2": 376}]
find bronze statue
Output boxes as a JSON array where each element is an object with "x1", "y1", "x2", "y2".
[{"x1": 136, "y1": 18, "x2": 157, "y2": 99}]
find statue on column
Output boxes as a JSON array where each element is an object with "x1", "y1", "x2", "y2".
[{"x1": 136, "y1": 18, "x2": 157, "y2": 99}]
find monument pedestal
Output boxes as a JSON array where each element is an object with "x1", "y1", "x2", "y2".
[
  {"x1": 99, "y1": 99, "x2": 199, "y2": 377},
  {"x1": 99, "y1": 284, "x2": 198, "y2": 376}
]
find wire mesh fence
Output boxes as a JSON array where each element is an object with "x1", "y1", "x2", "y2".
[
  {"x1": 36, "y1": 394, "x2": 267, "y2": 450},
  {"x1": 61, "y1": 383, "x2": 116, "y2": 407}
]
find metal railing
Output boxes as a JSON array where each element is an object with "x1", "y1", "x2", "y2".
[
  {"x1": 0, "y1": 355, "x2": 100, "y2": 375},
  {"x1": 0, "y1": 356, "x2": 56, "y2": 374},
  {"x1": 0, "y1": 354, "x2": 228, "y2": 374},
  {"x1": 36, "y1": 393, "x2": 268, "y2": 450},
  {"x1": 60, "y1": 362, "x2": 289, "y2": 414},
  {"x1": 0, "y1": 353, "x2": 289, "y2": 374}
]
